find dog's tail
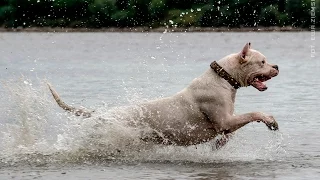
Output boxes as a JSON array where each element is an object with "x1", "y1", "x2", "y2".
[{"x1": 47, "y1": 83, "x2": 92, "y2": 118}]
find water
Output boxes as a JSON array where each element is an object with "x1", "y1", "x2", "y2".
[{"x1": 0, "y1": 32, "x2": 319, "y2": 179}]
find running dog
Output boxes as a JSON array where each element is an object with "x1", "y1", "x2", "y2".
[{"x1": 48, "y1": 42, "x2": 279, "y2": 148}]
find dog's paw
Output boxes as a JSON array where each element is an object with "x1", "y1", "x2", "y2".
[
  {"x1": 266, "y1": 120, "x2": 279, "y2": 131},
  {"x1": 215, "y1": 137, "x2": 227, "y2": 150}
]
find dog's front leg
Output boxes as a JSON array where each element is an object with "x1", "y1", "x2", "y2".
[
  {"x1": 215, "y1": 132, "x2": 234, "y2": 149},
  {"x1": 222, "y1": 112, "x2": 279, "y2": 134},
  {"x1": 214, "y1": 112, "x2": 277, "y2": 149}
]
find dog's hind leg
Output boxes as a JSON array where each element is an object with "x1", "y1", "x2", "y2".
[{"x1": 47, "y1": 83, "x2": 93, "y2": 118}]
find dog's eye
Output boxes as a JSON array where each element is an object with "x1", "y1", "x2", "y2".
[{"x1": 262, "y1": 60, "x2": 265, "y2": 64}]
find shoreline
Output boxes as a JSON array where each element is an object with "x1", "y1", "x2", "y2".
[{"x1": 0, "y1": 26, "x2": 311, "y2": 32}]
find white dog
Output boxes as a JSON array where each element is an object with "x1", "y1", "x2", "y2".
[{"x1": 48, "y1": 42, "x2": 279, "y2": 148}]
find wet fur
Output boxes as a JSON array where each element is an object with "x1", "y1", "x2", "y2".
[{"x1": 48, "y1": 43, "x2": 279, "y2": 148}]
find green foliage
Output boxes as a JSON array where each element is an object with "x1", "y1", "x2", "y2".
[
  {"x1": 52, "y1": 0, "x2": 92, "y2": 19},
  {"x1": 127, "y1": 0, "x2": 152, "y2": 25},
  {"x1": 0, "y1": 5, "x2": 13, "y2": 20},
  {"x1": 258, "y1": 5, "x2": 289, "y2": 26},
  {"x1": 111, "y1": 10, "x2": 132, "y2": 26},
  {"x1": 149, "y1": 0, "x2": 167, "y2": 17},
  {"x1": 286, "y1": 0, "x2": 311, "y2": 27},
  {"x1": 166, "y1": 8, "x2": 202, "y2": 27},
  {"x1": 0, "y1": 0, "x2": 317, "y2": 28},
  {"x1": 166, "y1": 0, "x2": 209, "y2": 9},
  {"x1": 88, "y1": 0, "x2": 116, "y2": 27}
]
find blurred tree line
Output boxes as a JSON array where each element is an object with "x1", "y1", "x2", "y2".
[{"x1": 0, "y1": 0, "x2": 318, "y2": 28}]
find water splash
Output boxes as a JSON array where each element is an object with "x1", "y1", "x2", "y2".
[
  {"x1": 1, "y1": 78, "x2": 53, "y2": 154},
  {"x1": 0, "y1": 78, "x2": 288, "y2": 166}
]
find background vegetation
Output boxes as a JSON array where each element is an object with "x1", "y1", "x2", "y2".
[{"x1": 0, "y1": 0, "x2": 319, "y2": 28}]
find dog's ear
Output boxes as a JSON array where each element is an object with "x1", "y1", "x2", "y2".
[{"x1": 239, "y1": 42, "x2": 251, "y2": 64}]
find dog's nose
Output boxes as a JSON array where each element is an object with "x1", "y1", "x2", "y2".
[{"x1": 272, "y1": 65, "x2": 279, "y2": 71}]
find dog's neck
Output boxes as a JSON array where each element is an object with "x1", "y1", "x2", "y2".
[
  {"x1": 216, "y1": 55, "x2": 248, "y2": 87},
  {"x1": 210, "y1": 61, "x2": 241, "y2": 89}
]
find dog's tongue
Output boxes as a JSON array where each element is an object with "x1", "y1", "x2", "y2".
[{"x1": 251, "y1": 79, "x2": 268, "y2": 91}]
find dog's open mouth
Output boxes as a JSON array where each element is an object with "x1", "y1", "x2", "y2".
[{"x1": 249, "y1": 74, "x2": 271, "y2": 91}]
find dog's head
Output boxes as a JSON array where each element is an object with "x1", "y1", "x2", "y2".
[{"x1": 237, "y1": 42, "x2": 279, "y2": 91}]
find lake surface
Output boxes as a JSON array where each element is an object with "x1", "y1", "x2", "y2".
[{"x1": 0, "y1": 32, "x2": 319, "y2": 179}]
